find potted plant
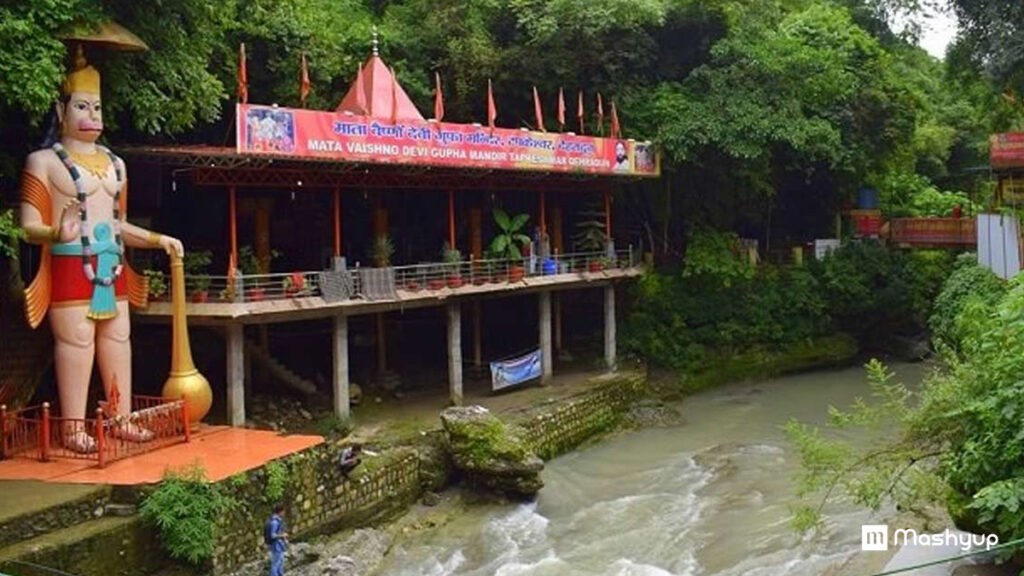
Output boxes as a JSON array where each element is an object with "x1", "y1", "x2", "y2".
[
  {"x1": 237, "y1": 245, "x2": 280, "y2": 301},
  {"x1": 144, "y1": 269, "x2": 167, "y2": 301},
  {"x1": 282, "y1": 272, "x2": 310, "y2": 297},
  {"x1": 473, "y1": 260, "x2": 491, "y2": 286},
  {"x1": 405, "y1": 279, "x2": 422, "y2": 292},
  {"x1": 183, "y1": 250, "x2": 213, "y2": 303},
  {"x1": 488, "y1": 208, "x2": 531, "y2": 283},
  {"x1": 371, "y1": 234, "x2": 395, "y2": 268},
  {"x1": 427, "y1": 265, "x2": 445, "y2": 291},
  {"x1": 441, "y1": 243, "x2": 464, "y2": 288},
  {"x1": 573, "y1": 203, "x2": 602, "y2": 255}
]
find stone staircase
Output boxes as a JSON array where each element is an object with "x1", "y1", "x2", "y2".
[{"x1": 244, "y1": 337, "x2": 317, "y2": 396}]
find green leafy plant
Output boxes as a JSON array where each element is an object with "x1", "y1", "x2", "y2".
[
  {"x1": 264, "y1": 459, "x2": 290, "y2": 504},
  {"x1": 489, "y1": 209, "x2": 530, "y2": 260},
  {"x1": 237, "y1": 245, "x2": 281, "y2": 275},
  {"x1": 0, "y1": 208, "x2": 24, "y2": 261},
  {"x1": 316, "y1": 413, "x2": 352, "y2": 437},
  {"x1": 144, "y1": 269, "x2": 167, "y2": 300},
  {"x1": 573, "y1": 204, "x2": 606, "y2": 253},
  {"x1": 183, "y1": 250, "x2": 213, "y2": 295},
  {"x1": 139, "y1": 464, "x2": 236, "y2": 565},
  {"x1": 441, "y1": 242, "x2": 462, "y2": 264},
  {"x1": 371, "y1": 234, "x2": 395, "y2": 267}
]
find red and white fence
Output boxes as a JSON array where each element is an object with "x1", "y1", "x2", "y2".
[{"x1": 0, "y1": 396, "x2": 190, "y2": 468}]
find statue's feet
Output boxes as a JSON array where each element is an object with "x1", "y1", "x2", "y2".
[
  {"x1": 111, "y1": 421, "x2": 154, "y2": 443},
  {"x1": 63, "y1": 431, "x2": 97, "y2": 454}
]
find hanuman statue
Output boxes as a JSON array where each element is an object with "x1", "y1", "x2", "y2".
[{"x1": 19, "y1": 46, "x2": 184, "y2": 453}]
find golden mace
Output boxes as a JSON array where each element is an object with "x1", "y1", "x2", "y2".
[{"x1": 161, "y1": 255, "x2": 212, "y2": 426}]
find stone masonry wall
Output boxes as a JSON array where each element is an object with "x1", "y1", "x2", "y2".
[
  {"x1": 209, "y1": 369, "x2": 647, "y2": 576},
  {"x1": 211, "y1": 444, "x2": 420, "y2": 575},
  {"x1": 517, "y1": 370, "x2": 647, "y2": 460},
  {"x1": 0, "y1": 486, "x2": 111, "y2": 549}
]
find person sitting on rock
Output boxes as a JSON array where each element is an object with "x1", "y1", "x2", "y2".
[{"x1": 339, "y1": 443, "x2": 362, "y2": 477}]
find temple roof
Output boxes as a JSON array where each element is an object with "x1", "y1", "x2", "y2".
[{"x1": 335, "y1": 55, "x2": 425, "y2": 121}]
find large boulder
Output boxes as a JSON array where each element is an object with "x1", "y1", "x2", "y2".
[{"x1": 440, "y1": 406, "x2": 543, "y2": 497}]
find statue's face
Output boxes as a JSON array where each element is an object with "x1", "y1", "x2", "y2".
[{"x1": 60, "y1": 92, "x2": 103, "y2": 143}]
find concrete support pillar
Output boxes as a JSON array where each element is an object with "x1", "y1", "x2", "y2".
[
  {"x1": 447, "y1": 304, "x2": 463, "y2": 406},
  {"x1": 473, "y1": 300, "x2": 482, "y2": 368},
  {"x1": 539, "y1": 291, "x2": 553, "y2": 384},
  {"x1": 332, "y1": 315, "x2": 351, "y2": 420},
  {"x1": 226, "y1": 323, "x2": 246, "y2": 427},
  {"x1": 554, "y1": 292, "x2": 563, "y2": 352},
  {"x1": 604, "y1": 285, "x2": 617, "y2": 372},
  {"x1": 376, "y1": 313, "x2": 387, "y2": 374}
]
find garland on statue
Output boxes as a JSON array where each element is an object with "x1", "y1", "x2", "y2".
[{"x1": 51, "y1": 142, "x2": 124, "y2": 287}]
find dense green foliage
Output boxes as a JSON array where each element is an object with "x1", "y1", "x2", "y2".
[
  {"x1": 1, "y1": 0, "x2": 1019, "y2": 262},
  {"x1": 786, "y1": 260, "x2": 1024, "y2": 547},
  {"x1": 624, "y1": 234, "x2": 952, "y2": 373},
  {"x1": 263, "y1": 459, "x2": 290, "y2": 504},
  {"x1": 928, "y1": 252, "x2": 1007, "y2": 356},
  {"x1": 139, "y1": 465, "x2": 237, "y2": 565},
  {"x1": 0, "y1": 208, "x2": 22, "y2": 261}
]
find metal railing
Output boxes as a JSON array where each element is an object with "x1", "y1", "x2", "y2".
[
  {"x1": 1, "y1": 396, "x2": 190, "y2": 468},
  {"x1": 156, "y1": 248, "x2": 637, "y2": 304}
]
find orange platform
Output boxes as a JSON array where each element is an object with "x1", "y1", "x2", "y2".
[{"x1": 0, "y1": 426, "x2": 323, "y2": 485}]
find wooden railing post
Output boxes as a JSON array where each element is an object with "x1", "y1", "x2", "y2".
[
  {"x1": 95, "y1": 408, "x2": 106, "y2": 468},
  {"x1": 40, "y1": 403, "x2": 50, "y2": 462}
]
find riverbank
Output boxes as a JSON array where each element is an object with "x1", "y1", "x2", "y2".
[{"x1": 0, "y1": 368, "x2": 650, "y2": 576}]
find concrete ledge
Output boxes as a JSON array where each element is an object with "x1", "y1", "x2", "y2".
[{"x1": 134, "y1": 267, "x2": 644, "y2": 326}]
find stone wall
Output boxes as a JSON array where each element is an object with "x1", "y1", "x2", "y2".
[
  {"x1": 208, "y1": 369, "x2": 647, "y2": 575},
  {"x1": 516, "y1": 371, "x2": 647, "y2": 460},
  {"x1": 211, "y1": 444, "x2": 420, "y2": 575},
  {"x1": 0, "y1": 486, "x2": 111, "y2": 549}
]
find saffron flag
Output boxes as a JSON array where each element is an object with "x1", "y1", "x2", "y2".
[
  {"x1": 434, "y1": 72, "x2": 445, "y2": 122},
  {"x1": 577, "y1": 90, "x2": 584, "y2": 134},
  {"x1": 610, "y1": 101, "x2": 620, "y2": 139},
  {"x1": 237, "y1": 43, "x2": 248, "y2": 104},
  {"x1": 596, "y1": 92, "x2": 604, "y2": 135},
  {"x1": 487, "y1": 79, "x2": 497, "y2": 130},
  {"x1": 557, "y1": 87, "x2": 566, "y2": 130},
  {"x1": 300, "y1": 52, "x2": 311, "y2": 106},
  {"x1": 354, "y1": 64, "x2": 367, "y2": 115},
  {"x1": 533, "y1": 86, "x2": 546, "y2": 132}
]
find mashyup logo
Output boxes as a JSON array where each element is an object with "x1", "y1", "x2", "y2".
[{"x1": 861, "y1": 525, "x2": 999, "y2": 552}]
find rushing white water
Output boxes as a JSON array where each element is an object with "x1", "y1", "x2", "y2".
[{"x1": 377, "y1": 363, "x2": 931, "y2": 576}]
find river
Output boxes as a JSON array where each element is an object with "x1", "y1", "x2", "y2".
[{"x1": 373, "y1": 363, "x2": 945, "y2": 576}]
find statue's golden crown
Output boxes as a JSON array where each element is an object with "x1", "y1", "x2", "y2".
[{"x1": 62, "y1": 45, "x2": 100, "y2": 96}]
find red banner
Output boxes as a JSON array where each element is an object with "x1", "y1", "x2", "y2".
[
  {"x1": 236, "y1": 104, "x2": 660, "y2": 177},
  {"x1": 991, "y1": 133, "x2": 1024, "y2": 169}
]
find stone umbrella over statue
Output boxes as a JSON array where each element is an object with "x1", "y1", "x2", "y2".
[{"x1": 19, "y1": 43, "x2": 185, "y2": 453}]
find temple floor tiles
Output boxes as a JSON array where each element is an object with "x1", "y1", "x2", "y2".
[{"x1": 0, "y1": 426, "x2": 323, "y2": 485}]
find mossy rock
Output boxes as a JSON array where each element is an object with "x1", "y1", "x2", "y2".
[{"x1": 440, "y1": 406, "x2": 543, "y2": 497}]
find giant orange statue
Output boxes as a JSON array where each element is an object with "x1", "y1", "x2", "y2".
[{"x1": 19, "y1": 46, "x2": 184, "y2": 453}]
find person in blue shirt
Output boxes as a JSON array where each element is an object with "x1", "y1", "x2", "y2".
[{"x1": 265, "y1": 503, "x2": 288, "y2": 576}]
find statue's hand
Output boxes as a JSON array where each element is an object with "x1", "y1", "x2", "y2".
[
  {"x1": 158, "y1": 235, "x2": 184, "y2": 259},
  {"x1": 55, "y1": 199, "x2": 81, "y2": 243}
]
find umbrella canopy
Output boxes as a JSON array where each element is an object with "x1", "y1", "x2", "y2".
[{"x1": 59, "y1": 20, "x2": 148, "y2": 52}]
